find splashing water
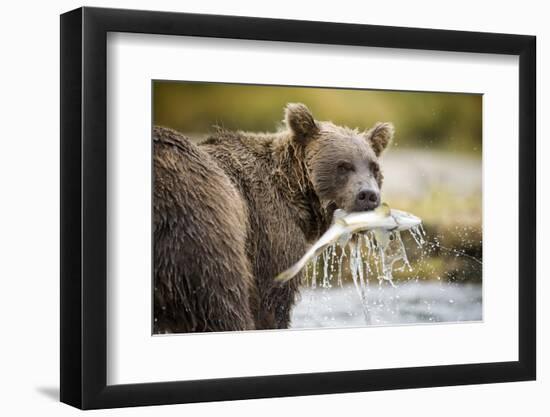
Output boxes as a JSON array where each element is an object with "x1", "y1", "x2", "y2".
[
  {"x1": 348, "y1": 239, "x2": 370, "y2": 324},
  {"x1": 298, "y1": 223, "x2": 482, "y2": 327},
  {"x1": 379, "y1": 230, "x2": 414, "y2": 285},
  {"x1": 311, "y1": 254, "x2": 318, "y2": 289},
  {"x1": 409, "y1": 224, "x2": 426, "y2": 247},
  {"x1": 302, "y1": 225, "x2": 432, "y2": 325},
  {"x1": 337, "y1": 246, "x2": 346, "y2": 288},
  {"x1": 322, "y1": 245, "x2": 333, "y2": 288}
]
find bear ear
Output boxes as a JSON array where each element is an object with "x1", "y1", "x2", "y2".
[
  {"x1": 284, "y1": 103, "x2": 318, "y2": 141},
  {"x1": 365, "y1": 122, "x2": 394, "y2": 156}
]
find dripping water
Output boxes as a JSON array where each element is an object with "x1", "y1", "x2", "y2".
[{"x1": 299, "y1": 222, "x2": 482, "y2": 327}]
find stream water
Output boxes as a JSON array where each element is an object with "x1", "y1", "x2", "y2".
[{"x1": 291, "y1": 281, "x2": 482, "y2": 328}]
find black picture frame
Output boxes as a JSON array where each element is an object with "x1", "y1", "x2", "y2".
[{"x1": 60, "y1": 6, "x2": 536, "y2": 410}]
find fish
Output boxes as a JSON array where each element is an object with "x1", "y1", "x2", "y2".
[{"x1": 274, "y1": 203, "x2": 421, "y2": 283}]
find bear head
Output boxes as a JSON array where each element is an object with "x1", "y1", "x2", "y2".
[{"x1": 284, "y1": 102, "x2": 393, "y2": 214}]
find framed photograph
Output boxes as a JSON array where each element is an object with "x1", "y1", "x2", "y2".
[{"x1": 60, "y1": 6, "x2": 536, "y2": 409}]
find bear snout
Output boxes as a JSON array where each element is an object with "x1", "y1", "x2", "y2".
[{"x1": 354, "y1": 189, "x2": 380, "y2": 211}]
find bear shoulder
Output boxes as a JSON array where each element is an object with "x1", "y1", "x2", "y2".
[
  {"x1": 201, "y1": 128, "x2": 245, "y2": 146},
  {"x1": 153, "y1": 126, "x2": 193, "y2": 152}
]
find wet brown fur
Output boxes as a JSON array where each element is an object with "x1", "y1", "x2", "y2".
[{"x1": 153, "y1": 103, "x2": 393, "y2": 333}]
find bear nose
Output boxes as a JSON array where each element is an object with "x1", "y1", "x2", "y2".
[{"x1": 355, "y1": 189, "x2": 380, "y2": 211}]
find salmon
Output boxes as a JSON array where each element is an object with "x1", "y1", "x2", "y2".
[{"x1": 274, "y1": 203, "x2": 421, "y2": 282}]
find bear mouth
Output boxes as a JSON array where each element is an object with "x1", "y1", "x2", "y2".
[{"x1": 335, "y1": 202, "x2": 379, "y2": 214}]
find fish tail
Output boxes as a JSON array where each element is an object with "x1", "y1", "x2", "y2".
[{"x1": 274, "y1": 264, "x2": 302, "y2": 283}]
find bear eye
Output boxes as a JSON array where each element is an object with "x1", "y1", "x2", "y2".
[
  {"x1": 370, "y1": 162, "x2": 380, "y2": 174},
  {"x1": 337, "y1": 161, "x2": 354, "y2": 174}
]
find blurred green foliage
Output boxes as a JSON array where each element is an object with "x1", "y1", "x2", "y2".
[{"x1": 154, "y1": 81, "x2": 482, "y2": 154}]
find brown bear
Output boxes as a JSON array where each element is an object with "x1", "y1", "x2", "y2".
[{"x1": 153, "y1": 103, "x2": 393, "y2": 333}]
